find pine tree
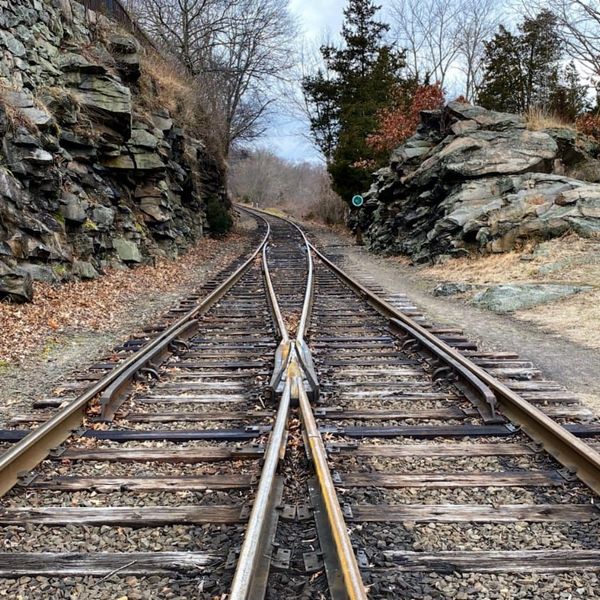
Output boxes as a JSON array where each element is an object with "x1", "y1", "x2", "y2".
[
  {"x1": 549, "y1": 61, "x2": 589, "y2": 121},
  {"x1": 303, "y1": 0, "x2": 405, "y2": 201},
  {"x1": 477, "y1": 11, "x2": 586, "y2": 119}
]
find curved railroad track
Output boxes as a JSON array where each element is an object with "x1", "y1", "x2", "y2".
[{"x1": 0, "y1": 207, "x2": 598, "y2": 599}]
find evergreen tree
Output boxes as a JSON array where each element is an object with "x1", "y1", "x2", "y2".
[
  {"x1": 303, "y1": 0, "x2": 405, "y2": 201},
  {"x1": 549, "y1": 61, "x2": 589, "y2": 120},
  {"x1": 478, "y1": 11, "x2": 586, "y2": 119}
]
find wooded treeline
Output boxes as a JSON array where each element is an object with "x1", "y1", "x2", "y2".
[
  {"x1": 125, "y1": 0, "x2": 600, "y2": 220},
  {"x1": 303, "y1": 0, "x2": 600, "y2": 202}
]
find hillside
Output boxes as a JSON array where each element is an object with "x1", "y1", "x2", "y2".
[{"x1": 0, "y1": 0, "x2": 228, "y2": 303}]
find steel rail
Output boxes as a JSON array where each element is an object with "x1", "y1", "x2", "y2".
[
  {"x1": 308, "y1": 240, "x2": 600, "y2": 495},
  {"x1": 284, "y1": 218, "x2": 366, "y2": 598},
  {"x1": 229, "y1": 377, "x2": 293, "y2": 599},
  {"x1": 232, "y1": 206, "x2": 366, "y2": 599},
  {"x1": 229, "y1": 220, "x2": 295, "y2": 599},
  {"x1": 297, "y1": 377, "x2": 369, "y2": 600},
  {"x1": 0, "y1": 214, "x2": 271, "y2": 497},
  {"x1": 389, "y1": 318, "x2": 500, "y2": 423},
  {"x1": 262, "y1": 243, "x2": 290, "y2": 343},
  {"x1": 262, "y1": 242, "x2": 291, "y2": 394},
  {"x1": 236, "y1": 206, "x2": 320, "y2": 397},
  {"x1": 290, "y1": 215, "x2": 366, "y2": 599}
]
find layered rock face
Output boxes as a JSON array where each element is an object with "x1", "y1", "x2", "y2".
[
  {"x1": 0, "y1": 0, "x2": 228, "y2": 301},
  {"x1": 354, "y1": 102, "x2": 600, "y2": 262}
]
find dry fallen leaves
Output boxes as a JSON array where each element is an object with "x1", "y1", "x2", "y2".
[{"x1": 0, "y1": 234, "x2": 245, "y2": 365}]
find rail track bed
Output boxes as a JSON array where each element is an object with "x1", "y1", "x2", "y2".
[
  {"x1": 308, "y1": 258, "x2": 600, "y2": 598},
  {"x1": 0, "y1": 208, "x2": 598, "y2": 599}
]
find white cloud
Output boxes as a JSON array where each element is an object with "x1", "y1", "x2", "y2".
[{"x1": 289, "y1": 0, "x2": 346, "y2": 42}]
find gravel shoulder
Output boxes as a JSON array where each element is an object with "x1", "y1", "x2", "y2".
[
  {"x1": 0, "y1": 215, "x2": 258, "y2": 415},
  {"x1": 306, "y1": 224, "x2": 600, "y2": 415}
]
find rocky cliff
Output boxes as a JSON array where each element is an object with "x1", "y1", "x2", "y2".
[
  {"x1": 353, "y1": 102, "x2": 600, "y2": 263},
  {"x1": 0, "y1": 0, "x2": 229, "y2": 302}
]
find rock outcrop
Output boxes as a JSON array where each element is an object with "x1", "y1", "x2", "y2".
[
  {"x1": 354, "y1": 102, "x2": 600, "y2": 262},
  {"x1": 0, "y1": 0, "x2": 228, "y2": 302}
]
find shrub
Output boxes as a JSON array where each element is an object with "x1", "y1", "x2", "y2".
[
  {"x1": 205, "y1": 197, "x2": 232, "y2": 236},
  {"x1": 367, "y1": 83, "x2": 445, "y2": 152},
  {"x1": 576, "y1": 114, "x2": 600, "y2": 141}
]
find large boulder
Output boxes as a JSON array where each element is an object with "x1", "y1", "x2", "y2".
[
  {"x1": 357, "y1": 102, "x2": 600, "y2": 261},
  {"x1": 406, "y1": 129, "x2": 557, "y2": 188},
  {"x1": 472, "y1": 283, "x2": 592, "y2": 313}
]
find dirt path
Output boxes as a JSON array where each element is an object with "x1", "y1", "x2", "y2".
[
  {"x1": 0, "y1": 215, "x2": 258, "y2": 417},
  {"x1": 308, "y1": 225, "x2": 600, "y2": 415}
]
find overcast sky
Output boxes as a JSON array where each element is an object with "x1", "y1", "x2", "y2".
[{"x1": 261, "y1": 0, "x2": 349, "y2": 163}]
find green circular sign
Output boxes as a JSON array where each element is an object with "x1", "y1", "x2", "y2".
[{"x1": 352, "y1": 195, "x2": 364, "y2": 207}]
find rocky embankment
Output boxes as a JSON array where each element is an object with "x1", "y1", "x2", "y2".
[
  {"x1": 0, "y1": 0, "x2": 228, "y2": 302},
  {"x1": 354, "y1": 102, "x2": 600, "y2": 262}
]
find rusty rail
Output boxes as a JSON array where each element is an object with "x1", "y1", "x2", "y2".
[{"x1": 0, "y1": 214, "x2": 271, "y2": 497}]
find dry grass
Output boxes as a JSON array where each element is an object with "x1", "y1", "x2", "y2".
[
  {"x1": 423, "y1": 247, "x2": 537, "y2": 284},
  {"x1": 0, "y1": 83, "x2": 38, "y2": 133},
  {"x1": 421, "y1": 235, "x2": 600, "y2": 350},
  {"x1": 423, "y1": 235, "x2": 600, "y2": 286},
  {"x1": 524, "y1": 106, "x2": 574, "y2": 131},
  {"x1": 138, "y1": 51, "x2": 201, "y2": 131},
  {"x1": 515, "y1": 290, "x2": 600, "y2": 349},
  {"x1": 136, "y1": 51, "x2": 225, "y2": 167}
]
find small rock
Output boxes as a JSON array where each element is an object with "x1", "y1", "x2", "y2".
[
  {"x1": 113, "y1": 237, "x2": 142, "y2": 262},
  {"x1": 18, "y1": 263, "x2": 56, "y2": 283},
  {"x1": 433, "y1": 282, "x2": 477, "y2": 296},
  {"x1": 0, "y1": 261, "x2": 33, "y2": 302},
  {"x1": 26, "y1": 149, "x2": 53, "y2": 164},
  {"x1": 72, "y1": 260, "x2": 99, "y2": 279},
  {"x1": 59, "y1": 193, "x2": 88, "y2": 223},
  {"x1": 471, "y1": 283, "x2": 592, "y2": 313}
]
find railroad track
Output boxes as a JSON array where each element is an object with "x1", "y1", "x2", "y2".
[{"x1": 0, "y1": 208, "x2": 599, "y2": 598}]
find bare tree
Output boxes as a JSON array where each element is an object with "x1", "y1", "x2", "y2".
[
  {"x1": 131, "y1": 0, "x2": 232, "y2": 74},
  {"x1": 132, "y1": 0, "x2": 297, "y2": 154},
  {"x1": 389, "y1": 0, "x2": 462, "y2": 86},
  {"x1": 205, "y1": 0, "x2": 298, "y2": 151},
  {"x1": 389, "y1": 0, "x2": 501, "y2": 99},
  {"x1": 455, "y1": 0, "x2": 500, "y2": 101},
  {"x1": 523, "y1": 0, "x2": 600, "y2": 86}
]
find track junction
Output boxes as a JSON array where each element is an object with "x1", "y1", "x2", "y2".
[{"x1": 0, "y1": 207, "x2": 598, "y2": 598}]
